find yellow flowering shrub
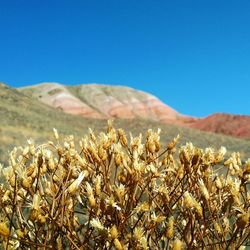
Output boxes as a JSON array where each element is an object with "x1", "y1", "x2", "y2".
[{"x1": 0, "y1": 121, "x2": 249, "y2": 249}]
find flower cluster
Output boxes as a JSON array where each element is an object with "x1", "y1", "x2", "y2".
[{"x1": 0, "y1": 121, "x2": 249, "y2": 249}]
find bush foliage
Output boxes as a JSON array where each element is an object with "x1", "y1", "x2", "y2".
[{"x1": 0, "y1": 122, "x2": 249, "y2": 249}]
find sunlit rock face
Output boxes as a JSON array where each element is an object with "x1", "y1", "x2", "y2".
[
  {"x1": 68, "y1": 84, "x2": 183, "y2": 121},
  {"x1": 19, "y1": 82, "x2": 190, "y2": 123},
  {"x1": 18, "y1": 82, "x2": 250, "y2": 139},
  {"x1": 18, "y1": 82, "x2": 201, "y2": 131},
  {"x1": 190, "y1": 113, "x2": 250, "y2": 139},
  {"x1": 19, "y1": 83, "x2": 104, "y2": 118}
]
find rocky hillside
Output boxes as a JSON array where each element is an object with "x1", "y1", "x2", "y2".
[
  {"x1": 0, "y1": 82, "x2": 106, "y2": 164},
  {"x1": 18, "y1": 82, "x2": 196, "y2": 126},
  {"x1": 0, "y1": 82, "x2": 250, "y2": 165},
  {"x1": 191, "y1": 113, "x2": 250, "y2": 139},
  {"x1": 18, "y1": 82, "x2": 250, "y2": 139}
]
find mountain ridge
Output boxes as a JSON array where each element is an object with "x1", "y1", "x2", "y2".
[
  {"x1": 191, "y1": 113, "x2": 250, "y2": 139},
  {"x1": 19, "y1": 82, "x2": 197, "y2": 125},
  {"x1": 0, "y1": 82, "x2": 250, "y2": 165},
  {"x1": 18, "y1": 82, "x2": 250, "y2": 139}
]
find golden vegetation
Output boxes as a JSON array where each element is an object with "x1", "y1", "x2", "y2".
[{"x1": 0, "y1": 121, "x2": 249, "y2": 249}]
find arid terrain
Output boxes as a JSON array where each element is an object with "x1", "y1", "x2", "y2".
[
  {"x1": 19, "y1": 82, "x2": 250, "y2": 139},
  {"x1": 0, "y1": 81, "x2": 250, "y2": 165}
]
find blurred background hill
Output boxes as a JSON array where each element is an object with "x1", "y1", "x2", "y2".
[{"x1": 0, "y1": 81, "x2": 249, "y2": 165}]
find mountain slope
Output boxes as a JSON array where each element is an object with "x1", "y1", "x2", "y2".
[
  {"x1": 0, "y1": 82, "x2": 106, "y2": 164},
  {"x1": 18, "y1": 82, "x2": 103, "y2": 118},
  {"x1": 19, "y1": 82, "x2": 196, "y2": 125},
  {"x1": 191, "y1": 113, "x2": 250, "y2": 139},
  {"x1": 1, "y1": 82, "x2": 250, "y2": 166},
  {"x1": 18, "y1": 82, "x2": 250, "y2": 139}
]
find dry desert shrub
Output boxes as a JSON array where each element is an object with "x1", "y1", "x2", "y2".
[{"x1": 0, "y1": 121, "x2": 249, "y2": 249}]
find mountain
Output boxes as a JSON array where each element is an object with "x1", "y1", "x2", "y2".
[
  {"x1": 0, "y1": 82, "x2": 107, "y2": 164},
  {"x1": 0, "y1": 82, "x2": 249, "y2": 166},
  {"x1": 18, "y1": 82, "x2": 250, "y2": 139},
  {"x1": 191, "y1": 113, "x2": 250, "y2": 139},
  {"x1": 18, "y1": 82, "x2": 196, "y2": 126}
]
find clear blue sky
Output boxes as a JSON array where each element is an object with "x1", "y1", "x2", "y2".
[{"x1": 1, "y1": 0, "x2": 250, "y2": 117}]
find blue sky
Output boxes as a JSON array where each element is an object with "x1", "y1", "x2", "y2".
[{"x1": 1, "y1": 0, "x2": 250, "y2": 117}]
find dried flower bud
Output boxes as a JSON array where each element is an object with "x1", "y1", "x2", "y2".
[
  {"x1": 223, "y1": 217, "x2": 230, "y2": 235},
  {"x1": 30, "y1": 208, "x2": 39, "y2": 221},
  {"x1": 22, "y1": 146, "x2": 30, "y2": 156},
  {"x1": 9, "y1": 175, "x2": 16, "y2": 188},
  {"x1": 0, "y1": 222, "x2": 10, "y2": 237},
  {"x1": 114, "y1": 238, "x2": 123, "y2": 250},
  {"x1": 115, "y1": 184, "x2": 125, "y2": 202},
  {"x1": 167, "y1": 135, "x2": 179, "y2": 151},
  {"x1": 67, "y1": 172, "x2": 85, "y2": 195},
  {"x1": 166, "y1": 216, "x2": 174, "y2": 239},
  {"x1": 48, "y1": 158, "x2": 55, "y2": 171},
  {"x1": 53, "y1": 128, "x2": 59, "y2": 140},
  {"x1": 89, "y1": 194, "x2": 96, "y2": 208},
  {"x1": 16, "y1": 228, "x2": 27, "y2": 239},
  {"x1": 215, "y1": 146, "x2": 227, "y2": 162},
  {"x1": 215, "y1": 176, "x2": 223, "y2": 190},
  {"x1": 214, "y1": 222, "x2": 222, "y2": 236},
  {"x1": 147, "y1": 141, "x2": 156, "y2": 154},
  {"x1": 21, "y1": 176, "x2": 32, "y2": 189},
  {"x1": 98, "y1": 146, "x2": 107, "y2": 161},
  {"x1": 38, "y1": 214, "x2": 47, "y2": 224},
  {"x1": 134, "y1": 227, "x2": 144, "y2": 242},
  {"x1": 95, "y1": 175, "x2": 101, "y2": 196},
  {"x1": 236, "y1": 213, "x2": 249, "y2": 229},
  {"x1": 115, "y1": 153, "x2": 122, "y2": 166},
  {"x1": 172, "y1": 238, "x2": 184, "y2": 250},
  {"x1": 107, "y1": 120, "x2": 113, "y2": 133},
  {"x1": 198, "y1": 179, "x2": 210, "y2": 200},
  {"x1": 118, "y1": 129, "x2": 128, "y2": 147},
  {"x1": 183, "y1": 191, "x2": 194, "y2": 209},
  {"x1": 2, "y1": 190, "x2": 11, "y2": 204},
  {"x1": 90, "y1": 218, "x2": 104, "y2": 230},
  {"x1": 29, "y1": 144, "x2": 36, "y2": 156},
  {"x1": 110, "y1": 225, "x2": 119, "y2": 239},
  {"x1": 244, "y1": 159, "x2": 250, "y2": 174}
]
